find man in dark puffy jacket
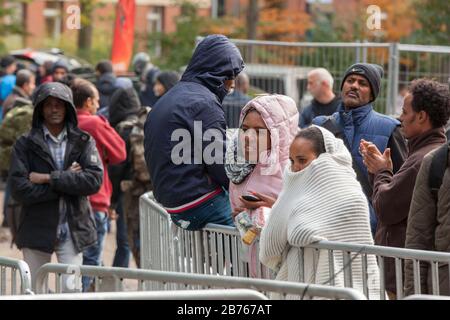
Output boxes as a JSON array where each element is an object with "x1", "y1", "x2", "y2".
[
  {"x1": 9, "y1": 82, "x2": 103, "y2": 292},
  {"x1": 144, "y1": 35, "x2": 244, "y2": 231}
]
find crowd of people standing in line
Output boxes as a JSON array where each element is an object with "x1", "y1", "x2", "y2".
[
  {"x1": 0, "y1": 52, "x2": 180, "y2": 291},
  {"x1": 1, "y1": 34, "x2": 449, "y2": 299}
]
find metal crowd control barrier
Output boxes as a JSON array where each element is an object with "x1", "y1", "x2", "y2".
[
  {"x1": 140, "y1": 192, "x2": 173, "y2": 271},
  {"x1": 1, "y1": 289, "x2": 268, "y2": 300},
  {"x1": 402, "y1": 294, "x2": 450, "y2": 300},
  {"x1": 140, "y1": 192, "x2": 272, "y2": 279},
  {"x1": 140, "y1": 192, "x2": 450, "y2": 300},
  {"x1": 0, "y1": 256, "x2": 32, "y2": 295},
  {"x1": 34, "y1": 263, "x2": 366, "y2": 300},
  {"x1": 295, "y1": 241, "x2": 450, "y2": 300}
]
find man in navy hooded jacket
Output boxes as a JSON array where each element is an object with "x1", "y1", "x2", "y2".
[
  {"x1": 313, "y1": 63, "x2": 407, "y2": 236},
  {"x1": 144, "y1": 35, "x2": 244, "y2": 231}
]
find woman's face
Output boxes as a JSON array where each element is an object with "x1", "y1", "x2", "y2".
[
  {"x1": 289, "y1": 137, "x2": 318, "y2": 172},
  {"x1": 153, "y1": 80, "x2": 165, "y2": 97},
  {"x1": 240, "y1": 110, "x2": 271, "y2": 163}
]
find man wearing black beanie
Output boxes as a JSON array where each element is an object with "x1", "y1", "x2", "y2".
[{"x1": 313, "y1": 62, "x2": 407, "y2": 237}]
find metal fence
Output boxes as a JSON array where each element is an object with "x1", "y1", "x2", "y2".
[
  {"x1": 402, "y1": 294, "x2": 450, "y2": 300},
  {"x1": 294, "y1": 240, "x2": 450, "y2": 300},
  {"x1": 140, "y1": 191, "x2": 450, "y2": 300},
  {"x1": 0, "y1": 289, "x2": 268, "y2": 300},
  {"x1": 0, "y1": 256, "x2": 32, "y2": 295},
  {"x1": 34, "y1": 263, "x2": 366, "y2": 300},
  {"x1": 140, "y1": 192, "x2": 272, "y2": 279},
  {"x1": 196, "y1": 37, "x2": 450, "y2": 121}
]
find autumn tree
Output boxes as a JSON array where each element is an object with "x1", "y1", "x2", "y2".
[
  {"x1": 149, "y1": 1, "x2": 206, "y2": 70},
  {"x1": 247, "y1": 0, "x2": 259, "y2": 40},
  {"x1": 258, "y1": 0, "x2": 311, "y2": 42},
  {"x1": 362, "y1": 0, "x2": 418, "y2": 42},
  {"x1": 413, "y1": 0, "x2": 450, "y2": 45},
  {"x1": 333, "y1": 0, "x2": 418, "y2": 42}
]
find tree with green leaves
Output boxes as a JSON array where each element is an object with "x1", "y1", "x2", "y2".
[
  {"x1": 0, "y1": 0, "x2": 27, "y2": 54},
  {"x1": 148, "y1": 1, "x2": 205, "y2": 71},
  {"x1": 77, "y1": 0, "x2": 104, "y2": 61},
  {"x1": 414, "y1": 0, "x2": 450, "y2": 45}
]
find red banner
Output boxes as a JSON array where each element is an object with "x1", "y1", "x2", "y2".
[{"x1": 111, "y1": 0, "x2": 136, "y2": 73}]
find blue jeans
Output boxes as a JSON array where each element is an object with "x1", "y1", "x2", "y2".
[
  {"x1": 112, "y1": 195, "x2": 130, "y2": 267},
  {"x1": 170, "y1": 190, "x2": 233, "y2": 231},
  {"x1": 82, "y1": 211, "x2": 108, "y2": 291}
]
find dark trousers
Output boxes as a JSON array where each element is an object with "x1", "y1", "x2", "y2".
[{"x1": 112, "y1": 195, "x2": 130, "y2": 267}]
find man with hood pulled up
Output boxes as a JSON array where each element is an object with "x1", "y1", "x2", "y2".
[
  {"x1": 144, "y1": 35, "x2": 244, "y2": 231},
  {"x1": 9, "y1": 82, "x2": 103, "y2": 292}
]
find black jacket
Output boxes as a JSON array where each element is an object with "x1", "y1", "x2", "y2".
[
  {"x1": 96, "y1": 72, "x2": 117, "y2": 109},
  {"x1": 144, "y1": 35, "x2": 244, "y2": 208},
  {"x1": 108, "y1": 86, "x2": 141, "y2": 208},
  {"x1": 139, "y1": 66, "x2": 160, "y2": 108},
  {"x1": 299, "y1": 95, "x2": 341, "y2": 128},
  {"x1": 109, "y1": 87, "x2": 141, "y2": 128},
  {"x1": 9, "y1": 82, "x2": 103, "y2": 253}
]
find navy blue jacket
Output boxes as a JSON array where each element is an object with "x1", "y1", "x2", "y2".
[
  {"x1": 144, "y1": 35, "x2": 244, "y2": 208},
  {"x1": 299, "y1": 96, "x2": 341, "y2": 128}
]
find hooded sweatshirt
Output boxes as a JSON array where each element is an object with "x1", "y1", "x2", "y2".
[
  {"x1": 51, "y1": 59, "x2": 69, "y2": 74},
  {"x1": 76, "y1": 109, "x2": 126, "y2": 212},
  {"x1": 96, "y1": 72, "x2": 117, "y2": 109},
  {"x1": 144, "y1": 34, "x2": 244, "y2": 209},
  {"x1": 109, "y1": 83, "x2": 141, "y2": 128},
  {"x1": 156, "y1": 71, "x2": 180, "y2": 94}
]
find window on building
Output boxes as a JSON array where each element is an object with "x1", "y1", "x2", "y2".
[
  {"x1": 43, "y1": 1, "x2": 62, "y2": 40},
  {"x1": 147, "y1": 7, "x2": 163, "y2": 57},
  {"x1": 217, "y1": 0, "x2": 225, "y2": 17}
]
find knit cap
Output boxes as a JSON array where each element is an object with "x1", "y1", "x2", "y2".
[{"x1": 340, "y1": 63, "x2": 384, "y2": 102}]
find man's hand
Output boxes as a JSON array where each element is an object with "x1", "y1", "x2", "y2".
[
  {"x1": 239, "y1": 191, "x2": 276, "y2": 210},
  {"x1": 29, "y1": 172, "x2": 50, "y2": 184},
  {"x1": 69, "y1": 161, "x2": 82, "y2": 173},
  {"x1": 360, "y1": 139, "x2": 393, "y2": 174},
  {"x1": 108, "y1": 208, "x2": 118, "y2": 220}
]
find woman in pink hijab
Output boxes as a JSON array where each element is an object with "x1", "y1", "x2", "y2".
[{"x1": 225, "y1": 94, "x2": 299, "y2": 277}]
